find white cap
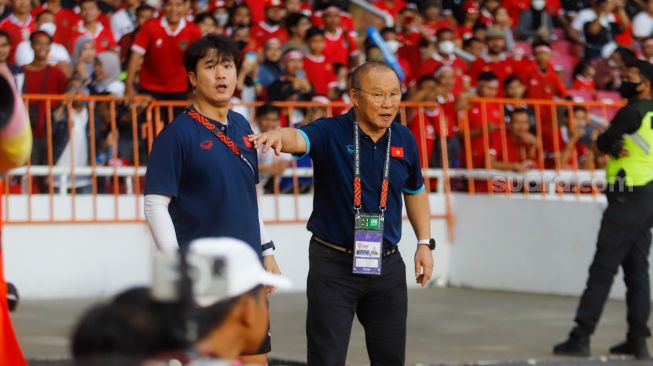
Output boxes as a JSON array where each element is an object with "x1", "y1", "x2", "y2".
[{"x1": 189, "y1": 238, "x2": 291, "y2": 307}]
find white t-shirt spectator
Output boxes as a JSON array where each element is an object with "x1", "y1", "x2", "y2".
[
  {"x1": 54, "y1": 107, "x2": 92, "y2": 190},
  {"x1": 110, "y1": 8, "x2": 136, "y2": 43},
  {"x1": 633, "y1": 11, "x2": 653, "y2": 39},
  {"x1": 14, "y1": 40, "x2": 71, "y2": 66}
]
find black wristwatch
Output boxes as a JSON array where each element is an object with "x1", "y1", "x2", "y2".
[
  {"x1": 261, "y1": 241, "x2": 275, "y2": 252},
  {"x1": 418, "y1": 239, "x2": 436, "y2": 251}
]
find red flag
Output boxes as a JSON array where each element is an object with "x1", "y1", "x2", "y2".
[
  {"x1": 391, "y1": 146, "x2": 404, "y2": 158},
  {"x1": 0, "y1": 184, "x2": 27, "y2": 366}
]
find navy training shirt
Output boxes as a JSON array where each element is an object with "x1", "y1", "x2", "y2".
[
  {"x1": 297, "y1": 109, "x2": 425, "y2": 250},
  {"x1": 144, "y1": 108, "x2": 261, "y2": 255}
]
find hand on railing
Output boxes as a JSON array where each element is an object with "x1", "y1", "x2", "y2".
[{"x1": 124, "y1": 85, "x2": 137, "y2": 105}]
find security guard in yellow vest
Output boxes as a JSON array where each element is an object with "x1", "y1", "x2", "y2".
[{"x1": 554, "y1": 60, "x2": 653, "y2": 360}]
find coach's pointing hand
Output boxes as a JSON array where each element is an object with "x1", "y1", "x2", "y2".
[
  {"x1": 249, "y1": 128, "x2": 308, "y2": 156},
  {"x1": 249, "y1": 130, "x2": 284, "y2": 156}
]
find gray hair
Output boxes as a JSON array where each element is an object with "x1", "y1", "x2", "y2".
[{"x1": 348, "y1": 61, "x2": 399, "y2": 90}]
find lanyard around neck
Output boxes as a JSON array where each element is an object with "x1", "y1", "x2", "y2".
[
  {"x1": 353, "y1": 121, "x2": 392, "y2": 217},
  {"x1": 186, "y1": 108, "x2": 256, "y2": 178}
]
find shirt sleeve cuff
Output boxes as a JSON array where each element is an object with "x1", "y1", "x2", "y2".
[
  {"x1": 262, "y1": 248, "x2": 275, "y2": 256},
  {"x1": 292, "y1": 129, "x2": 311, "y2": 160},
  {"x1": 131, "y1": 44, "x2": 146, "y2": 55},
  {"x1": 403, "y1": 184, "x2": 426, "y2": 195}
]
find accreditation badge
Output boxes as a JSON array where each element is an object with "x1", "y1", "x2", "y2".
[{"x1": 353, "y1": 213, "x2": 383, "y2": 275}]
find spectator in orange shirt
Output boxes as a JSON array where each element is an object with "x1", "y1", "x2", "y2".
[{"x1": 572, "y1": 59, "x2": 597, "y2": 92}]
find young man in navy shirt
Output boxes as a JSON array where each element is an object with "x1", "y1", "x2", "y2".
[
  {"x1": 143, "y1": 34, "x2": 280, "y2": 364},
  {"x1": 251, "y1": 61, "x2": 435, "y2": 365}
]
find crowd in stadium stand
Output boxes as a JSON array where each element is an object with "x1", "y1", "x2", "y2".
[{"x1": 0, "y1": 0, "x2": 650, "y2": 193}]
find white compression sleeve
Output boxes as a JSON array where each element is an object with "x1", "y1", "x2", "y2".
[
  {"x1": 259, "y1": 208, "x2": 274, "y2": 256},
  {"x1": 144, "y1": 194, "x2": 179, "y2": 251}
]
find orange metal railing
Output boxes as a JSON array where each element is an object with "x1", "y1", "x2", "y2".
[{"x1": 4, "y1": 94, "x2": 624, "y2": 243}]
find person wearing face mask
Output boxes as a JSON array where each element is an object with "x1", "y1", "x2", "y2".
[
  {"x1": 516, "y1": 0, "x2": 554, "y2": 41},
  {"x1": 419, "y1": 27, "x2": 468, "y2": 94},
  {"x1": 553, "y1": 60, "x2": 653, "y2": 360},
  {"x1": 208, "y1": 1, "x2": 229, "y2": 31},
  {"x1": 14, "y1": 10, "x2": 70, "y2": 69},
  {"x1": 377, "y1": 27, "x2": 414, "y2": 87}
]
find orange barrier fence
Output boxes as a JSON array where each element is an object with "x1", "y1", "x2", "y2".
[{"x1": 4, "y1": 95, "x2": 625, "y2": 242}]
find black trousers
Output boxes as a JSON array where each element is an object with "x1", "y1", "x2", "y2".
[
  {"x1": 306, "y1": 239, "x2": 407, "y2": 366},
  {"x1": 572, "y1": 183, "x2": 653, "y2": 340}
]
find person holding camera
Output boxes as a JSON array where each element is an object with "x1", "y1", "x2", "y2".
[{"x1": 72, "y1": 238, "x2": 291, "y2": 365}]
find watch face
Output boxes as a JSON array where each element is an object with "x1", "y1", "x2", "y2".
[{"x1": 429, "y1": 239, "x2": 436, "y2": 250}]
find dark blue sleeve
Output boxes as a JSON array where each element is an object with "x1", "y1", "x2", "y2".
[
  {"x1": 144, "y1": 125, "x2": 183, "y2": 197},
  {"x1": 296, "y1": 117, "x2": 332, "y2": 162},
  {"x1": 402, "y1": 129, "x2": 426, "y2": 194}
]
